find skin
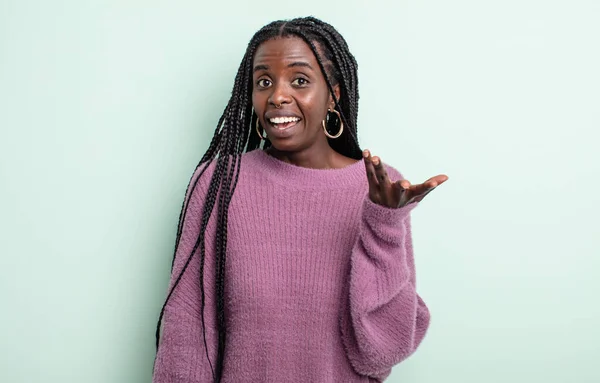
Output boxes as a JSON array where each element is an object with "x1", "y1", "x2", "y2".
[{"x1": 252, "y1": 36, "x2": 448, "y2": 208}]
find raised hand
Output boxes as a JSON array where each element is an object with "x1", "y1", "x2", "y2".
[{"x1": 363, "y1": 149, "x2": 448, "y2": 208}]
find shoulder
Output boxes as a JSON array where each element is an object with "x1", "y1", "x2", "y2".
[
  {"x1": 183, "y1": 160, "x2": 218, "y2": 206},
  {"x1": 185, "y1": 151, "x2": 262, "y2": 202}
]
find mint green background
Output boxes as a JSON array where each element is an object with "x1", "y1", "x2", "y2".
[{"x1": 1, "y1": 1, "x2": 599, "y2": 382}]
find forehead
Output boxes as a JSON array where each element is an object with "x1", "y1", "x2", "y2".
[{"x1": 253, "y1": 37, "x2": 318, "y2": 67}]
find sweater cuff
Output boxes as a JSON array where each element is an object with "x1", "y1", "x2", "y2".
[{"x1": 362, "y1": 195, "x2": 418, "y2": 225}]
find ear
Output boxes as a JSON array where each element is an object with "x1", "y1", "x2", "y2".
[{"x1": 328, "y1": 84, "x2": 341, "y2": 109}]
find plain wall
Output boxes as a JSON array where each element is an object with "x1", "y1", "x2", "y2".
[{"x1": 1, "y1": 0, "x2": 598, "y2": 382}]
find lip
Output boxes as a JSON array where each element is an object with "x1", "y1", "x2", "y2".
[
  {"x1": 264, "y1": 110, "x2": 302, "y2": 120},
  {"x1": 265, "y1": 119, "x2": 301, "y2": 139},
  {"x1": 265, "y1": 109, "x2": 302, "y2": 121},
  {"x1": 263, "y1": 110, "x2": 302, "y2": 139}
]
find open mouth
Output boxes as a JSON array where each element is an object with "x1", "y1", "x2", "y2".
[{"x1": 268, "y1": 116, "x2": 301, "y2": 130}]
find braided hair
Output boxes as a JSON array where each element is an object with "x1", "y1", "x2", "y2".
[{"x1": 154, "y1": 16, "x2": 362, "y2": 382}]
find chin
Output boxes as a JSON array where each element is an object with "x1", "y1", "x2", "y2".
[{"x1": 267, "y1": 139, "x2": 301, "y2": 153}]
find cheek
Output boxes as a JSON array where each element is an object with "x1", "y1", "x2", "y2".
[
  {"x1": 251, "y1": 91, "x2": 260, "y2": 111},
  {"x1": 299, "y1": 92, "x2": 329, "y2": 123},
  {"x1": 252, "y1": 87, "x2": 270, "y2": 108}
]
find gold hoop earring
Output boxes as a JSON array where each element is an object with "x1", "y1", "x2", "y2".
[
  {"x1": 256, "y1": 117, "x2": 267, "y2": 140},
  {"x1": 322, "y1": 108, "x2": 344, "y2": 139}
]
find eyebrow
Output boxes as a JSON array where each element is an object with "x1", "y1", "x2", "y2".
[{"x1": 253, "y1": 61, "x2": 314, "y2": 73}]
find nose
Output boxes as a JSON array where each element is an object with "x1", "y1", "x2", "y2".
[{"x1": 268, "y1": 82, "x2": 292, "y2": 108}]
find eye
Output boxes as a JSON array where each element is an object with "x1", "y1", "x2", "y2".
[
  {"x1": 292, "y1": 78, "x2": 309, "y2": 87},
  {"x1": 256, "y1": 78, "x2": 272, "y2": 88}
]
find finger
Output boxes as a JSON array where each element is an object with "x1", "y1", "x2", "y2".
[
  {"x1": 408, "y1": 188, "x2": 435, "y2": 204},
  {"x1": 423, "y1": 174, "x2": 449, "y2": 187},
  {"x1": 418, "y1": 185, "x2": 437, "y2": 199},
  {"x1": 401, "y1": 176, "x2": 446, "y2": 206},
  {"x1": 371, "y1": 156, "x2": 390, "y2": 189},
  {"x1": 363, "y1": 150, "x2": 379, "y2": 196},
  {"x1": 417, "y1": 174, "x2": 449, "y2": 194},
  {"x1": 399, "y1": 179, "x2": 411, "y2": 190},
  {"x1": 396, "y1": 179, "x2": 412, "y2": 206},
  {"x1": 410, "y1": 180, "x2": 436, "y2": 196},
  {"x1": 372, "y1": 156, "x2": 393, "y2": 205},
  {"x1": 392, "y1": 181, "x2": 408, "y2": 205},
  {"x1": 407, "y1": 182, "x2": 438, "y2": 204}
]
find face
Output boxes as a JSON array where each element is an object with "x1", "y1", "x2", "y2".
[{"x1": 252, "y1": 37, "x2": 340, "y2": 153}]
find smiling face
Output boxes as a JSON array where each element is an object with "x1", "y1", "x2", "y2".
[{"x1": 252, "y1": 36, "x2": 340, "y2": 155}]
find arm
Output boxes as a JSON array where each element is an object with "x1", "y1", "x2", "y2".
[
  {"x1": 153, "y1": 165, "x2": 219, "y2": 383},
  {"x1": 340, "y1": 170, "x2": 431, "y2": 381}
]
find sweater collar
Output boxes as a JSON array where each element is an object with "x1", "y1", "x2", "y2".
[{"x1": 248, "y1": 149, "x2": 366, "y2": 190}]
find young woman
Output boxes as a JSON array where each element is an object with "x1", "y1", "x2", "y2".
[{"x1": 153, "y1": 16, "x2": 448, "y2": 383}]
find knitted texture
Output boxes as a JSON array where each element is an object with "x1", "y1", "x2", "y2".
[{"x1": 153, "y1": 149, "x2": 430, "y2": 383}]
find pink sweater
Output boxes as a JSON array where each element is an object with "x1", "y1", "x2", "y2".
[{"x1": 153, "y1": 149, "x2": 430, "y2": 382}]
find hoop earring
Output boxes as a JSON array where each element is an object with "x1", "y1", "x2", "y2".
[
  {"x1": 322, "y1": 108, "x2": 344, "y2": 139},
  {"x1": 256, "y1": 117, "x2": 267, "y2": 140}
]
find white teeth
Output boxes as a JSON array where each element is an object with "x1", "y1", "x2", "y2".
[{"x1": 269, "y1": 116, "x2": 300, "y2": 124}]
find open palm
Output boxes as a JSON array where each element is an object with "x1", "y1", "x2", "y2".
[{"x1": 363, "y1": 149, "x2": 448, "y2": 208}]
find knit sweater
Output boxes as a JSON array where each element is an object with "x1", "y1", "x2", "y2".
[{"x1": 153, "y1": 149, "x2": 430, "y2": 383}]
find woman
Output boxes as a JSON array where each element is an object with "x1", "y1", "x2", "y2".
[{"x1": 153, "y1": 16, "x2": 448, "y2": 383}]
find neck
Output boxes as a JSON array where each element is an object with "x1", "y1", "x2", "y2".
[{"x1": 266, "y1": 141, "x2": 345, "y2": 169}]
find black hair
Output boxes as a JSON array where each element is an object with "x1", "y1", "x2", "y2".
[{"x1": 154, "y1": 16, "x2": 362, "y2": 382}]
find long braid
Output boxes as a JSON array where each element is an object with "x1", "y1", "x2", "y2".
[
  {"x1": 288, "y1": 18, "x2": 361, "y2": 158},
  {"x1": 154, "y1": 17, "x2": 362, "y2": 383},
  {"x1": 291, "y1": 28, "x2": 361, "y2": 158},
  {"x1": 214, "y1": 76, "x2": 253, "y2": 379},
  {"x1": 169, "y1": 92, "x2": 243, "y2": 272}
]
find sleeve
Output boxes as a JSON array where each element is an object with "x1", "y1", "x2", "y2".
[
  {"x1": 153, "y1": 164, "x2": 219, "y2": 383},
  {"x1": 339, "y1": 167, "x2": 431, "y2": 381}
]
